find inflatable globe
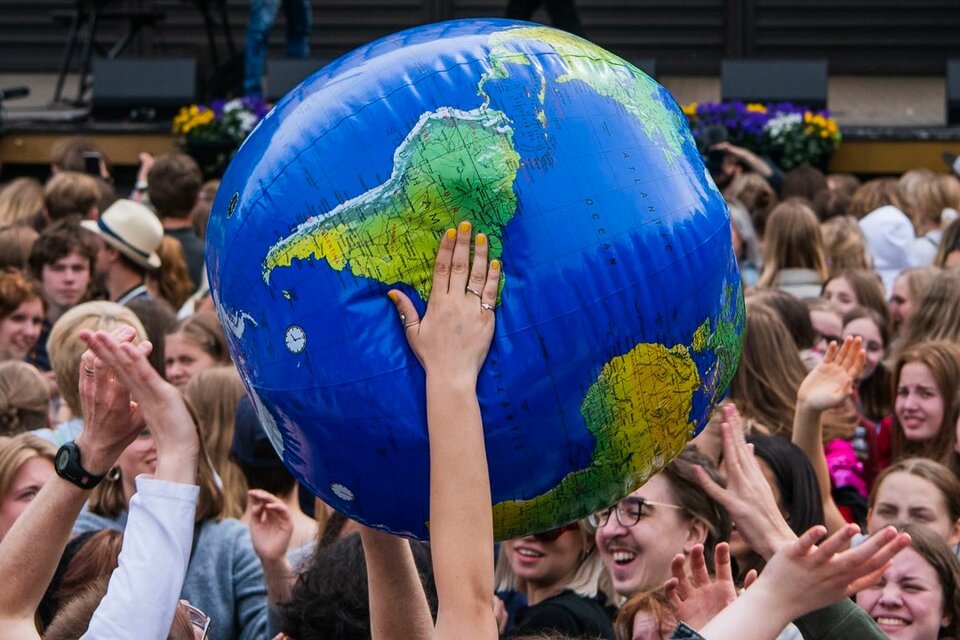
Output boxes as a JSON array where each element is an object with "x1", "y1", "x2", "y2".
[{"x1": 207, "y1": 19, "x2": 744, "y2": 540}]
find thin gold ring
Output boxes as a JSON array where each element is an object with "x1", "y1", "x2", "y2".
[{"x1": 466, "y1": 287, "x2": 482, "y2": 298}]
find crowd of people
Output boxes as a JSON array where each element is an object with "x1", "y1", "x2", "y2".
[{"x1": 0, "y1": 133, "x2": 957, "y2": 640}]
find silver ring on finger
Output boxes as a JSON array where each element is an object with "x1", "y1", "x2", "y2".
[
  {"x1": 83, "y1": 366, "x2": 95, "y2": 377},
  {"x1": 480, "y1": 303, "x2": 494, "y2": 312},
  {"x1": 466, "y1": 286, "x2": 483, "y2": 298}
]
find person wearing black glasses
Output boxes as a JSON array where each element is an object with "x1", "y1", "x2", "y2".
[
  {"x1": 593, "y1": 447, "x2": 731, "y2": 600},
  {"x1": 494, "y1": 519, "x2": 616, "y2": 639}
]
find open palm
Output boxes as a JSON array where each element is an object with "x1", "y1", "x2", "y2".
[{"x1": 796, "y1": 337, "x2": 865, "y2": 412}]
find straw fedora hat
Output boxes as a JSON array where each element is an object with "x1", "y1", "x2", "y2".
[{"x1": 81, "y1": 199, "x2": 163, "y2": 270}]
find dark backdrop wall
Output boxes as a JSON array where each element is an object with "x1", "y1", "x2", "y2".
[{"x1": 1, "y1": 0, "x2": 957, "y2": 75}]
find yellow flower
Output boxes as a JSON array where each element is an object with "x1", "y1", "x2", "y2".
[
  {"x1": 804, "y1": 112, "x2": 813, "y2": 123},
  {"x1": 746, "y1": 103, "x2": 767, "y2": 113},
  {"x1": 682, "y1": 102, "x2": 698, "y2": 117},
  {"x1": 820, "y1": 130, "x2": 829, "y2": 138}
]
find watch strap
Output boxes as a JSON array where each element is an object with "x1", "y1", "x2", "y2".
[{"x1": 55, "y1": 442, "x2": 106, "y2": 489}]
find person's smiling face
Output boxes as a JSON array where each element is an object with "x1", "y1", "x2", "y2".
[
  {"x1": 595, "y1": 474, "x2": 701, "y2": 598},
  {"x1": 856, "y1": 547, "x2": 949, "y2": 640}
]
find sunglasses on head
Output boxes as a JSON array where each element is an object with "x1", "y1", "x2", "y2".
[{"x1": 531, "y1": 522, "x2": 579, "y2": 543}]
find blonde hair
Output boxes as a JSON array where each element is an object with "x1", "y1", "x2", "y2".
[
  {"x1": 729, "y1": 302, "x2": 806, "y2": 436},
  {"x1": 43, "y1": 172, "x2": 100, "y2": 222},
  {"x1": 756, "y1": 200, "x2": 828, "y2": 290},
  {"x1": 0, "y1": 178, "x2": 44, "y2": 227},
  {"x1": 47, "y1": 301, "x2": 146, "y2": 417},
  {"x1": 0, "y1": 433, "x2": 55, "y2": 501},
  {"x1": 185, "y1": 365, "x2": 248, "y2": 519},
  {"x1": 148, "y1": 236, "x2": 195, "y2": 310},
  {"x1": 0, "y1": 225, "x2": 39, "y2": 272},
  {"x1": 821, "y1": 215, "x2": 871, "y2": 276},
  {"x1": 914, "y1": 173, "x2": 960, "y2": 230},
  {"x1": 898, "y1": 269, "x2": 960, "y2": 354},
  {"x1": 494, "y1": 520, "x2": 614, "y2": 602},
  {"x1": 727, "y1": 173, "x2": 778, "y2": 239},
  {"x1": 847, "y1": 178, "x2": 904, "y2": 220},
  {"x1": 898, "y1": 168, "x2": 936, "y2": 221},
  {"x1": 0, "y1": 361, "x2": 50, "y2": 435}
]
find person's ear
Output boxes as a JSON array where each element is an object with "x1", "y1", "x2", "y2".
[
  {"x1": 948, "y1": 518, "x2": 960, "y2": 547},
  {"x1": 683, "y1": 517, "x2": 709, "y2": 552}
]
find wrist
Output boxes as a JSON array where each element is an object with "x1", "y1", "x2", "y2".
[
  {"x1": 757, "y1": 529, "x2": 799, "y2": 561},
  {"x1": 795, "y1": 402, "x2": 825, "y2": 419},
  {"x1": 424, "y1": 371, "x2": 479, "y2": 395},
  {"x1": 72, "y1": 433, "x2": 118, "y2": 477}
]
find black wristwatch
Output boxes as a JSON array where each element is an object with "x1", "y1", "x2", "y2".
[{"x1": 55, "y1": 442, "x2": 106, "y2": 489}]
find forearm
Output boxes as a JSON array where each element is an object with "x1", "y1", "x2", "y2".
[
  {"x1": 261, "y1": 557, "x2": 296, "y2": 608},
  {"x1": 425, "y1": 374, "x2": 496, "y2": 633},
  {"x1": 792, "y1": 405, "x2": 847, "y2": 533},
  {"x1": 698, "y1": 586, "x2": 794, "y2": 640},
  {"x1": 360, "y1": 526, "x2": 433, "y2": 640},
  {"x1": 0, "y1": 477, "x2": 88, "y2": 623}
]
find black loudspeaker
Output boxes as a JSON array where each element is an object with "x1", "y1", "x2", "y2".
[
  {"x1": 93, "y1": 58, "x2": 197, "y2": 121},
  {"x1": 948, "y1": 60, "x2": 960, "y2": 125},
  {"x1": 266, "y1": 59, "x2": 329, "y2": 102},
  {"x1": 629, "y1": 59, "x2": 657, "y2": 79},
  {"x1": 721, "y1": 59, "x2": 828, "y2": 110}
]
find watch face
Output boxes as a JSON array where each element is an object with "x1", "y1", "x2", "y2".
[{"x1": 57, "y1": 448, "x2": 70, "y2": 471}]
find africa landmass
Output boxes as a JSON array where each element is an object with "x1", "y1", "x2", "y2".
[{"x1": 490, "y1": 280, "x2": 743, "y2": 539}]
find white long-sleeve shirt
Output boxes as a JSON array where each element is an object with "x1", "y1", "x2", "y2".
[{"x1": 82, "y1": 476, "x2": 199, "y2": 640}]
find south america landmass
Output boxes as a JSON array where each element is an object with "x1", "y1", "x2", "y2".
[{"x1": 261, "y1": 106, "x2": 520, "y2": 299}]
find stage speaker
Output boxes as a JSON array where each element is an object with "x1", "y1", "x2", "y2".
[
  {"x1": 93, "y1": 58, "x2": 197, "y2": 121},
  {"x1": 629, "y1": 59, "x2": 657, "y2": 79},
  {"x1": 721, "y1": 59, "x2": 828, "y2": 111},
  {"x1": 266, "y1": 58, "x2": 329, "y2": 102},
  {"x1": 948, "y1": 60, "x2": 960, "y2": 125}
]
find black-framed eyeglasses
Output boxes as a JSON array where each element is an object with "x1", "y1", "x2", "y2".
[
  {"x1": 180, "y1": 600, "x2": 211, "y2": 640},
  {"x1": 531, "y1": 522, "x2": 580, "y2": 543},
  {"x1": 587, "y1": 497, "x2": 685, "y2": 528}
]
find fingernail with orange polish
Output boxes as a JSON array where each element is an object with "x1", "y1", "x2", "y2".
[
  {"x1": 491, "y1": 259, "x2": 500, "y2": 270},
  {"x1": 446, "y1": 228, "x2": 456, "y2": 239},
  {"x1": 476, "y1": 234, "x2": 486, "y2": 246},
  {"x1": 459, "y1": 221, "x2": 471, "y2": 233},
  {"x1": 388, "y1": 291, "x2": 398, "y2": 303}
]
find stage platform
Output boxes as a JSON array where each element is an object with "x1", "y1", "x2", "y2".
[{"x1": 2, "y1": 73, "x2": 959, "y2": 177}]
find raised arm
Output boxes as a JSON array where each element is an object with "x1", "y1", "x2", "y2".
[
  {"x1": 389, "y1": 223, "x2": 500, "y2": 640},
  {"x1": 0, "y1": 327, "x2": 144, "y2": 639},
  {"x1": 698, "y1": 524, "x2": 909, "y2": 640},
  {"x1": 695, "y1": 404, "x2": 795, "y2": 562},
  {"x1": 79, "y1": 327, "x2": 201, "y2": 639},
  {"x1": 360, "y1": 526, "x2": 434, "y2": 640},
  {"x1": 792, "y1": 337, "x2": 864, "y2": 534}
]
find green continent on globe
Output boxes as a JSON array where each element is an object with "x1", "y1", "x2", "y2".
[
  {"x1": 491, "y1": 340, "x2": 700, "y2": 539},
  {"x1": 261, "y1": 106, "x2": 521, "y2": 299},
  {"x1": 479, "y1": 26, "x2": 687, "y2": 163}
]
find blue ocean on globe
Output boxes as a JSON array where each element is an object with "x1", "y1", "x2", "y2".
[{"x1": 207, "y1": 18, "x2": 744, "y2": 540}]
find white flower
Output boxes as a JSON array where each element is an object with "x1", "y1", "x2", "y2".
[
  {"x1": 764, "y1": 113, "x2": 802, "y2": 140},
  {"x1": 223, "y1": 98, "x2": 244, "y2": 114}
]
